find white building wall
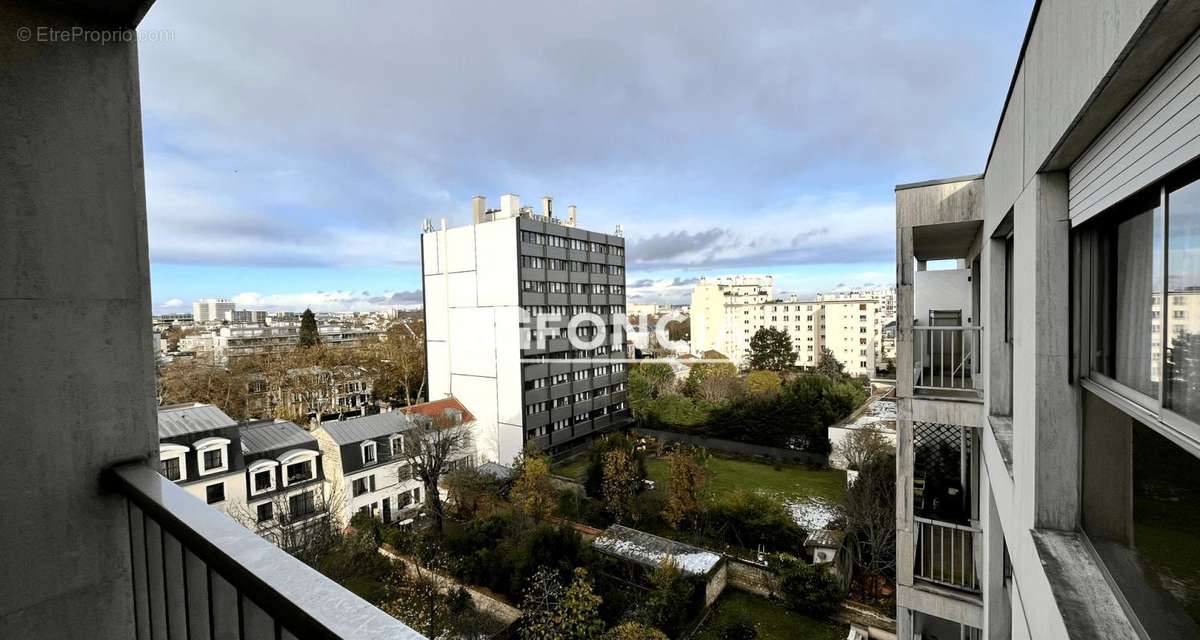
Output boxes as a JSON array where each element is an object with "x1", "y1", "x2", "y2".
[
  {"x1": 423, "y1": 217, "x2": 521, "y2": 465},
  {"x1": 913, "y1": 269, "x2": 972, "y2": 325}
]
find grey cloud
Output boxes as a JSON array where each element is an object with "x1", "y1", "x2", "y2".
[
  {"x1": 366, "y1": 291, "x2": 423, "y2": 306},
  {"x1": 137, "y1": 0, "x2": 1028, "y2": 270}
]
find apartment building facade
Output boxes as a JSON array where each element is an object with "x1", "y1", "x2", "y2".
[
  {"x1": 894, "y1": 3, "x2": 1200, "y2": 639},
  {"x1": 158, "y1": 403, "x2": 249, "y2": 513},
  {"x1": 238, "y1": 418, "x2": 329, "y2": 549},
  {"x1": 193, "y1": 298, "x2": 236, "y2": 324},
  {"x1": 690, "y1": 275, "x2": 883, "y2": 376},
  {"x1": 313, "y1": 398, "x2": 474, "y2": 527},
  {"x1": 157, "y1": 404, "x2": 329, "y2": 542},
  {"x1": 422, "y1": 195, "x2": 632, "y2": 464}
]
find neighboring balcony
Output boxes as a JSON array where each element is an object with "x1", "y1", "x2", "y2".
[
  {"x1": 910, "y1": 421, "x2": 981, "y2": 596},
  {"x1": 912, "y1": 325, "x2": 983, "y2": 400},
  {"x1": 913, "y1": 517, "x2": 981, "y2": 593},
  {"x1": 108, "y1": 463, "x2": 425, "y2": 640}
]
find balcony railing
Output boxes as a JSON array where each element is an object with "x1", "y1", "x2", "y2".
[
  {"x1": 107, "y1": 463, "x2": 425, "y2": 640},
  {"x1": 913, "y1": 516, "x2": 981, "y2": 593},
  {"x1": 913, "y1": 325, "x2": 981, "y2": 392}
]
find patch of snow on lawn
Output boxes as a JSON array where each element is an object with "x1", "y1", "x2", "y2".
[{"x1": 786, "y1": 496, "x2": 841, "y2": 531}]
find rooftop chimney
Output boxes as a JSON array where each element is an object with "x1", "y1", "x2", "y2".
[
  {"x1": 567, "y1": 204, "x2": 577, "y2": 227},
  {"x1": 472, "y1": 195, "x2": 487, "y2": 224},
  {"x1": 541, "y1": 196, "x2": 553, "y2": 219},
  {"x1": 499, "y1": 193, "x2": 520, "y2": 219}
]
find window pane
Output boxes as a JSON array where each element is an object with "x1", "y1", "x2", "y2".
[
  {"x1": 1099, "y1": 204, "x2": 1163, "y2": 397},
  {"x1": 1085, "y1": 393, "x2": 1200, "y2": 638},
  {"x1": 1166, "y1": 180, "x2": 1200, "y2": 421}
]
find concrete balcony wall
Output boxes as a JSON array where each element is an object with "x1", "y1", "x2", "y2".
[{"x1": 0, "y1": 2, "x2": 159, "y2": 636}]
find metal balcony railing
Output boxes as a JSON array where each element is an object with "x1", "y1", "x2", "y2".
[
  {"x1": 107, "y1": 463, "x2": 426, "y2": 640},
  {"x1": 913, "y1": 326, "x2": 982, "y2": 391},
  {"x1": 913, "y1": 516, "x2": 981, "y2": 593}
]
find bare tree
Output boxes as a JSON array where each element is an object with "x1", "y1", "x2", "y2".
[
  {"x1": 843, "y1": 457, "x2": 896, "y2": 601},
  {"x1": 365, "y1": 321, "x2": 427, "y2": 407},
  {"x1": 397, "y1": 413, "x2": 473, "y2": 534},
  {"x1": 228, "y1": 483, "x2": 346, "y2": 564},
  {"x1": 837, "y1": 425, "x2": 893, "y2": 471}
]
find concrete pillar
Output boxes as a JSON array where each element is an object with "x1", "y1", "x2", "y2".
[
  {"x1": 0, "y1": 2, "x2": 157, "y2": 637},
  {"x1": 897, "y1": 606, "x2": 914, "y2": 640},
  {"x1": 1010, "y1": 172, "x2": 1078, "y2": 531},
  {"x1": 896, "y1": 400, "x2": 915, "y2": 588},
  {"x1": 982, "y1": 473, "x2": 1011, "y2": 640},
  {"x1": 896, "y1": 225, "x2": 914, "y2": 398}
]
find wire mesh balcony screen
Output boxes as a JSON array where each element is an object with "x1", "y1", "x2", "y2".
[{"x1": 913, "y1": 421, "x2": 972, "y2": 523}]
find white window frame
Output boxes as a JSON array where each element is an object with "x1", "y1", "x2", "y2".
[
  {"x1": 390, "y1": 434, "x2": 404, "y2": 457},
  {"x1": 159, "y1": 443, "x2": 189, "y2": 482},
  {"x1": 193, "y1": 437, "x2": 231, "y2": 477},
  {"x1": 247, "y1": 459, "x2": 279, "y2": 496},
  {"x1": 278, "y1": 449, "x2": 320, "y2": 488},
  {"x1": 361, "y1": 440, "x2": 378, "y2": 465}
]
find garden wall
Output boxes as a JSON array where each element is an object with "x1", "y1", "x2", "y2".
[
  {"x1": 634, "y1": 427, "x2": 829, "y2": 466},
  {"x1": 379, "y1": 545, "x2": 523, "y2": 625},
  {"x1": 724, "y1": 557, "x2": 779, "y2": 598}
]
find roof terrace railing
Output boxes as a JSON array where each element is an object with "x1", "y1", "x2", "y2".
[{"x1": 107, "y1": 463, "x2": 426, "y2": 640}]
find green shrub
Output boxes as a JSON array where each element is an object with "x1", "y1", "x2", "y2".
[
  {"x1": 701, "y1": 489, "x2": 806, "y2": 553},
  {"x1": 584, "y1": 433, "x2": 647, "y2": 498},
  {"x1": 635, "y1": 561, "x2": 702, "y2": 638},
  {"x1": 775, "y1": 554, "x2": 844, "y2": 617}
]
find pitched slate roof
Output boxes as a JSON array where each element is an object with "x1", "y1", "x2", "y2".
[
  {"x1": 158, "y1": 403, "x2": 237, "y2": 438},
  {"x1": 240, "y1": 419, "x2": 315, "y2": 455},
  {"x1": 318, "y1": 411, "x2": 412, "y2": 446}
]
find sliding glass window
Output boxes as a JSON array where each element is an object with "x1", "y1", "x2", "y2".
[
  {"x1": 1089, "y1": 189, "x2": 1162, "y2": 399},
  {"x1": 1165, "y1": 179, "x2": 1200, "y2": 424}
]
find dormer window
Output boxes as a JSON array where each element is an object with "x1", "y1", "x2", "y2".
[
  {"x1": 285, "y1": 461, "x2": 312, "y2": 485},
  {"x1": 362, "y1": 441, "x2": 378, "y2": 465},
  {"x1": 278, "y1": 449, "x2": 320, "y2": 488},
  {"x1": 158, "y1": 443, "x2": 189, "y2": 482},
  {"x1": 160, "y1": 457, "x2": 181, "y2": 481},
  {"x1": 391, "y1": 435, "x2": 404, "y2": 457},
  {"x1": 247, "y1": 459, "x2": 279, "y2": 496},
  {"x1": 192, "y1": 437, "x2": 231, "y2": 477}
]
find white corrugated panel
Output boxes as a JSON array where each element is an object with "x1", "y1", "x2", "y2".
[{"x1": 1070, "y1": 31, "x2": 1200, "y2": 224}]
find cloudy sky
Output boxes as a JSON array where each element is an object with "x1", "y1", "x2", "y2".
[{"x1": 138, "y1": 1, "x2": 1032, "y2": 313}]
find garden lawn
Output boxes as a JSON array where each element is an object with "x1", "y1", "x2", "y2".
[
  {"x1": 553, "y1": 456, "x2": 590, "y2": 481},
  {"x1": 695, "y1": 591, "x2": 845, "y2": 640},
  {"x1": 645, "y1": 453, "x2": 846, "y2": 505}
]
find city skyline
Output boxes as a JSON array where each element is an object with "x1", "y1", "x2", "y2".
[{"x1": 139, "y1": 1, "x2": 1032, "y2": 313}]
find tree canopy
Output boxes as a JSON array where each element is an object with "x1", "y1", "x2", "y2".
[
  {"x1": 746, "y1": 327, "x2": 797, "y2": 371},
  {"x1": 299, "y1": 308, "x2": 320, "y2": 347}
]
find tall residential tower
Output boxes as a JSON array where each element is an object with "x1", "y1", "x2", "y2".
[{"x1": 422, "y1": 195, "x2": 632, "y2": 464}]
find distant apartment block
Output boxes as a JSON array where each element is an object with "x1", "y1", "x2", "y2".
[
  {"x1": 422, "y1": 194, "x2": 632, "y2": 464},
  {"x1": 178, "y1": 324, "x2": 385, "y2": 364},
  {"x1": 689, "y1": 275, "x2": 886, "y2": 376},
  {"x1": 193, "y1": 297, "x2": 236, "y2": 323},
  {"x1": 225, "y1": 309, "x2": 268, "y2": 324},
  {"x1": 246, "y1": 365, "x2": 374, "y2": 423},
  {"x1": 894, "y1": 3, "x2": 1200, "y2": 638}
]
